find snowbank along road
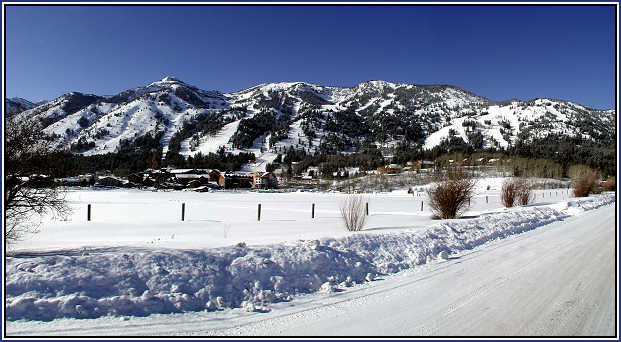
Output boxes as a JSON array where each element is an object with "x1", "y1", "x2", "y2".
[{"x1": 208, "y1": 204, "x2": 616, "y2": 336}]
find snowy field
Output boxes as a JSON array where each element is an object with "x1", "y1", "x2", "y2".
[
  {"x1": 10, "y1": 178, "x2": 575, "y2": 251},
  {"x1": 4, "y1": 177, "x2": 616, "y2": 335}
]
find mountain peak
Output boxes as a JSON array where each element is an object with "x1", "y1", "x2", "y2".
[
  {"x1": 145, "y1": 76, "x2": 187, "y2": 90},
  {"x1": 161, "y1": 76, "x2": 183, "y2": 83}
]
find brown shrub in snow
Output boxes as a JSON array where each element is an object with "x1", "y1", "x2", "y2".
[
  {"x1": 427, "y1": 167, "x2": 476, "y2": 219},
  {"x1": 501, "y1": 178, "x2": 518, "y2": 208},
  {"x1": 502, "y1": 178, "x2": 533, "y2": 207},
  {"x1": 515, "y1": 178, "x2": 534, "y2": 206},
  {"x1": 603, "y1": 176, "x2": 616, "y2": 192},
  {"x1": 572, "y1": 171, "x2": 598, "y2": 197}
]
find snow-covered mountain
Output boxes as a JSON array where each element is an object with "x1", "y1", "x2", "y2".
[
  {"x1": 5, "y1": 97, "x2": 37, "y2": 116},
  {"x1": 13, "y1": 77, "x2": 616, "y2": 171},
  {"x1": 423, "y1": 98, "x2": 616, "y2": 150}
]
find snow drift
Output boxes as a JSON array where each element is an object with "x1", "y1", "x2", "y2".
[{"x1": 5, "y1": 194, "x2": 615, "y2": 321}]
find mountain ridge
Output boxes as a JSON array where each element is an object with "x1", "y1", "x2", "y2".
[
  {"x1": 5, "y1": 97, "x2": 37, "y2": 116},
  {"x1": 10, "y1": 76, "x2": 616, "y2": 172}
]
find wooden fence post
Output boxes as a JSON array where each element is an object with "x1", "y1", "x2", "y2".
[
  {"x1": 181, "y1": 203, "x2": 185, "y2": 221},
  {"x1": 366, "y1": 202, "x2": 369, "y2": 216},
  {"x1": 87, "y1": 204, "x2": 91, "y2": 221},
  {"x1": 312, "y1": 203, "x2": 315, "y2": 219},
  {"x1": 421, "y1": 201, "x2": 424, "y2": 211},
  {"x1": 258, "y1": 203, "x2": 262, "y2": 221}
]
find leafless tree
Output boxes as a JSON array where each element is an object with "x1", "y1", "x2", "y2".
[
  {"x1": 340, "y1": 195, "x2": 366, "y2": 231},
  {"x1": 4, "y1": 117, "x2": 71, "y2": 244},
  {"x1": 427, "y1": 167, "x2": 476, "y2": 219}
]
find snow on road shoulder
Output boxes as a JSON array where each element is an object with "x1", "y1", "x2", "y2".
[
  {"x1": 5, "y1": 194, "x2": 615, "y2": 322},
  {"x1": 565, "y1": 194, "x2": 615, "y2": 214}
]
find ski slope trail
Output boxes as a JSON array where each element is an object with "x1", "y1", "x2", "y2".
[{"x1": 7, "y1": 205, "x2": 616, "y2": 336}]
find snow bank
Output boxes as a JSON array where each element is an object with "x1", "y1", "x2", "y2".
[
  {"x1": 565, "y1": 194, "x2": 616, "y2": 213},
  {"x1": 5, "y1": 194, "x2": 615, "y2": 321}
]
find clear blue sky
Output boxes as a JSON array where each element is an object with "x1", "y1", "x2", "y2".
[{"x1": 5, "y1": 5, "x2": 616, "y2": 109}]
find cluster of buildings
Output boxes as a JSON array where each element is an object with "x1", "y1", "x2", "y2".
[
  {"x1": 56, "y1": 169, "x2": 278, "y2": 191},
  {"x1": 48, "y1": 156, "x2": 509, "y2": 191}
]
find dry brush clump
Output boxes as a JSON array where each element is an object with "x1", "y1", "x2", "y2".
[
  {"x1": 340, "y1": 195, "x2": 367, "y2": 231},
  {"x1": 501, "y1": 178, "x2": 533, "y2": 207},
  {"x1": 603, "y1": 176, "x2": 616, "y2": 192},
  {"x1": 515, "y1": 179, "x2": 534, "y2": 206},
  {"x1": 427, "y1": 167, "x2": 476, "y2": 219},
  {"x1": 501, "y1": 178, "x2": 518, "y2": 207},
  {"x1": 572, "y1": 170, "x2": 599, "y2": 197}
]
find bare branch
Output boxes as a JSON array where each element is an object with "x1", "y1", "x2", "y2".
[{"x1": 4, "y1": 116, "x2": 71, "y2": 245}]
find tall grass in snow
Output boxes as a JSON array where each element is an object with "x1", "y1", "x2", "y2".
[{"x1": 340, "y1": 195, "x2": 366, "y2": 231}]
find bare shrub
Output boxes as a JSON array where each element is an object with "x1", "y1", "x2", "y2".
[
  {"x1": 515, "y1": 178, "x2": 533, "y2": 206},
  {"x1": 340, "y1": 195, "x2": 366, "y2": 231},
  {"x1": 427, "y1": 167, "x2": 476, "y2": 219},
  {"x1": 572, "y1": 171, "x2": 598, "y2": 197},
  {"x1": 501, "y1": 178, "x2": 518, "y2": 207},
  {"x1": 603, "y1": 176, "x2": 616, "y2": 192},
  {"x1": 501, "y1": 178, "x2": 533, "y2": 207}
]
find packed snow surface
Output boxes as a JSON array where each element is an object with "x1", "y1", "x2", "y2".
[{"x1": 5, "y1": 186, "x2": 615, "y2": 324}]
